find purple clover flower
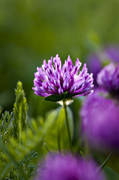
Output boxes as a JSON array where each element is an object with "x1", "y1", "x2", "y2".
[
  {"x1": 97, "y1": 63, "x2": 119, "y2": 95},
  {"x1": 35, "y1": 154, "x2": 105, "y2": 180},
  {"x1": 87, "y1": 45, "x2": 119, "y2": 84},
  {"x1": 81, "y1": 90, "x2": 119, "y2": 151},
  {"x1": 33, "y1": 55, "x2": 93, "y2": 101},
  {"x1": 87, "y1": 54, "x2": 102, "y2": 83},
  {"x1": 105, "y1": 45, "x2": 119, "y2": 63}
]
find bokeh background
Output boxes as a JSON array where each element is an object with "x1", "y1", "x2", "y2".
[{"x1": 1, "y1": 0, "x2": 119, "y2": 113}]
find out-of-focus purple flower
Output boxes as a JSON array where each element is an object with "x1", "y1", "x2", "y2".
[
  {"x1": 105, "y1": 46, "x2": 119, "y2": 63},
  {"x1": 87, "y1": 54, "x2": 102, "y2": 84},
  {"x1": 87, "y1": 45, "x2": 119, "y2": 84},
  {"x1": 81, "y1": 90, "x2": 119, "y2": 151},
  {"x1": 35, "y1": 154, "x2": 105, "y2": 180},
  {"x1": 33, "y1": 55, "x2": 93, "y2": 100},
  {"x1": 97, "y1": 63, "x2": 119, "y2": 95}
]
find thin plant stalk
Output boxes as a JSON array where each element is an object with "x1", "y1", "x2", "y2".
[
  {"x1": 99, "y1": 152, "x2": 112, "y2": 169},
  {"x1": 63, "y1": 100, "x2": 72, "y2": 151},
  {"x1": 97, "y1": 152, "x2": 112, "y2": 174},
  {"x1": 57, "y1": 127, "x2": 61, "y2": 152}
]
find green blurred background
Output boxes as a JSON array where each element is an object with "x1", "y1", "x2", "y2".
[{"x1": 0, "y1": 0, "x2": 119, "y2": 111}]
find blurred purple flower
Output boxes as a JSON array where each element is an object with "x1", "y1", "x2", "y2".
[
  {"x1": 105, "y1": 46, "x2": 119, "y2": 63},
  {"x1": 87, "y1": 54, "x2": 102, "y2": 84},
  {"x1": 33, "y1": 55, "x2": 93, "y2": 99},
  {"x1": 97, "y1": 63, "x2": 119, "y2": 95},
  {"x1": 87, "y1": 45, "x2": 119, "y2": 84},
  {"x1": 35, "y1": 154, "x2": 105, "y2": 180},
  {"x1": 81, "y1": 90, "x2": 119, "y2": 151}
]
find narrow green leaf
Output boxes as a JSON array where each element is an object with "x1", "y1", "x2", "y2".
[
  {"x1": 13, "y1": 81, "x2": 28, "y2": 140},
  {"x1": 104, "y1": 166, "x2": 119, "y2": 180}
]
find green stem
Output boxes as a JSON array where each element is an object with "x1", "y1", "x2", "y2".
[
  {"x1": 56, "y1": 108, "x2": 61, "y2": 152},
  {"x1": 18, "y1": 105, "x2": 22, "y2": 142},
  {"x1": 63, "y1": 100, "x2": 72, "y2": 151},
  {"x1": 99, "y1": 152, "x2": 112, "y2": 169},
  {"x1": 57, "y1": 128, "x2": 61, "y2": 152}
]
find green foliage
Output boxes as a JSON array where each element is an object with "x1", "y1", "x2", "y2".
[
  {"x1": 0, "y1": 82, "x2": 29, "y2": 179},
  {"x1": 0, "y1": 111, "x2": 13, "y2": 143},
  {"x1": 0, "y1": 81, "x2": 119, "y2": 180},
  {"x1": 0, "y1": 82, "x2": 74, "y2": 179},
  {"x1": 1, "y1": 0, "x2": 119, "y2": 111},
  {"x1": 13, "y1": 81, "x2": 28, "y2": 140},
  {"x1": 8, "y1": 114, "x2": 56, "y2": 162},
  {"x1": 104, "y1": 167, "x2": 119, "y2": 180},
  {"x1": 44, "y1": 107, "x2": 73, "y2": 151},
  {"x1": 0, "y1": 111, "x2": 13, "y2": 179}
]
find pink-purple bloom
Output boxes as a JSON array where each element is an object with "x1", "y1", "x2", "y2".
[
  {"x1": 35, "y1": 154, "x2": 105, "y2": 180},
  {"x1": 81, "y1": 90, "x2": 119, "y2": 151},
  {"x1": 97, "y1": 63, "x2": 119, "y2": 95},
  {"x1": 87, "y1": 45, "x2": 119, "y2": 84},
  {"x1": 33, "y1": 55, "x2": 93, "y2": 101},
  {"x1": 104, "y1": 46, "x2": 119, "y2": 63},
  {"x1": 87, "y1": 54, "x2": 102, "y2": 84}
]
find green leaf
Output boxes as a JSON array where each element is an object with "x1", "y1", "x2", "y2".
[
  {"x1": 104, "y1": 166, "x2": 119, "y2": 180},
  {"x1": 0, "y1": 111, "x2": 13, "y2": 143},
  {"x1": 0, "y1": 137, "x2": 27, "y2": 179},
  {"x1": 13, "y1": 81, "x2": 28, "y2": 140},
  {"x1": 44, "y1": 106, "x2": 73, "y2": 151},
  {"x1": 0, "y1": 113, "x2": 58, "y2": 179},
  {"x1": 6, "y1": 109, "x2": 60, "y2": 162},
  {"x1": 60, "y1": 106, "x2": 73, "y2": 150}
]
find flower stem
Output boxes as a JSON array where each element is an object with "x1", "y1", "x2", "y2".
[
  {"x1": 57, "y1": 128, "x2": 61, "y2": 152},
  {"x1": 63, "y1": 100, "x2": 72, "y2": 151},
  {"x1": 99, "y1": 152, "x2": 112, "y2": 170},
  {"x1": 56, "y1": 108, "x2": 62, "y2": 152}
]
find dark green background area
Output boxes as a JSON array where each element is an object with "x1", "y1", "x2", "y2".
[{"x1": 0, "y1": 0, "x2": 119, "y2": 109}]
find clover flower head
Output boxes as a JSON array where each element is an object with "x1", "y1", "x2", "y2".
[
  {"x1": 87, "y1": 54, "x2": 102, "y2": 81},
  {"x1": 35, "y1": 154, "x2": 105, "y2": 180},
  {"x1": 87, "y1": 45, "x2": 119, "y2": 85},
  {"x1": 105, "y1": 45, "x2": 119, "y2": 63},
  {"x1": 81, "y1": 90, "x2": 119, "y2": 151},
  {"x1": 33, "y1": 55, "x2": 94, "y2": 101},
  {"x1": 97, "y1": 63, "x2": 119, "y2": 94}
]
